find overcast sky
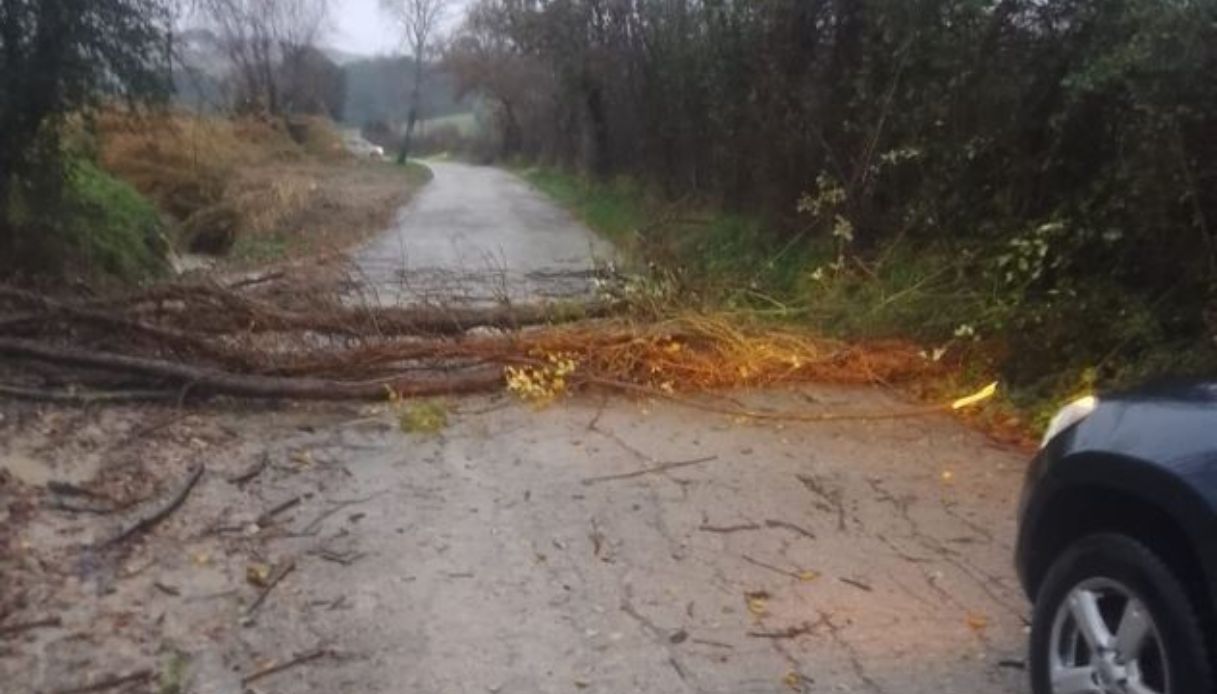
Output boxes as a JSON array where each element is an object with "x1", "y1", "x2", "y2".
[{"x1": 330, "y1": 0, "x2": 471, "y2": 56}]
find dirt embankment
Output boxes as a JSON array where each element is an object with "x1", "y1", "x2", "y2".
[{"x1": 96, "y1": 112, "x2": 429, "y2": 267}]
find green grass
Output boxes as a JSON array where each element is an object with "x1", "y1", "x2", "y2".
[
  {"x1": 5, "y1": 159, "x2": 167, "y2": 281},
  {"x1": 419, "y1": 112, "x2": 480, "y2": 137},
  {"x1": 523, "y1": 169, "x2": 646, "y2": 248},
  {"x1": 67, "y1": 160, "x2": 166, "y2": 279}
]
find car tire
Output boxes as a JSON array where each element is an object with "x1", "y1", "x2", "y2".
[{"x1": 1030, "y1": 533, "x2": 1212, "y2": 694}]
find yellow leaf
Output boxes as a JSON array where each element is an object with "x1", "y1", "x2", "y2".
[
  {"x1": 745, "y1": 591, "x2": 770, "y2": 617},
  {"x1": 783, "y1": 671, "x2": 803, "y2": 691},
  {"x1": 797, "y1": 570, "x2": 821, "y2": 583},
  {"x1": 951, "y1": 381, "x2": 999, "y2": 410},
  {"x1": 246, "y1": 563, "x2": 272, "y2": 587},
  {"x1": 966, "y1": 613, "x2": 989, "y2": 631}
]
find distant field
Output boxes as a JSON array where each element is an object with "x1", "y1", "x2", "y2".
[{"x1": 419, "y1": 112, "x2": 480, "y2": 137}]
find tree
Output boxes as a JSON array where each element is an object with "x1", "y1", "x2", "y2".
[
  {"x1": 280, "y1": 45, "x2": 346, "y2": 119},
  {"x1": 447, "y1": 0, "x2": 546, "y2": 158},
  {"x1": 199, "y1": 0, "x2": 329, "y2": 115},
  {"x1": 380, "y1": 0, "x2": 450, "y2": 164},
  {"x1": 0, "y1": 0, "x2": 172, "y2": 255}
]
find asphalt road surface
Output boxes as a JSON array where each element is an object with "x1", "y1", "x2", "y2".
[{"x1": 352, "y1": 161, "x2": 616, "y2": 305}]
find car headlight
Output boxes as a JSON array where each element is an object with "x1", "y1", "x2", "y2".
[{"x1": 1040, "y1": 395, "x2": 1098, "y2": 448}]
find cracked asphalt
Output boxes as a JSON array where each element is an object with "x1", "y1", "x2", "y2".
[
  {"x1": 1, "y1": 162, "x2": 1033, "y2": 693},
  {"x1": 279, "y1": 389, "x2": 1029, "y2": 693}
]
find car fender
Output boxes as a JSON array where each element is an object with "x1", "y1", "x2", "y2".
[{"x1": 1020, "y1": 448, "x2": 1217, "y2": 607}]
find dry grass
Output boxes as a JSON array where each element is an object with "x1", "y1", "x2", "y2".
[
  {"x1": 510, "y1": 314, "x2": 938, "y2": 393},
  {"x1": 95, "y1": 111, "x2": 354, "y2": 255}
]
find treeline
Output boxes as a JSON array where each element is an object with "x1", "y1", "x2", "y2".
[{"x1": 450, "y1": 0, "x2": 1217, "y2": 395}]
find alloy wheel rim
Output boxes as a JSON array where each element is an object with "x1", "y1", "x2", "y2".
[{"x1": 1049, "y1": 577, "x2": 1170, "y2": 694}]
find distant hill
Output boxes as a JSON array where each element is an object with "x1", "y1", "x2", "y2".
[
  {"x1": 322, "y1": 47, "x2": 369, "y2": 66},
  {"x1": 341, "y1": 56, "x2": 470, "y2": 128},
  {"x1": 170, "y1": 29, "x2": 469, "y2": 125}
]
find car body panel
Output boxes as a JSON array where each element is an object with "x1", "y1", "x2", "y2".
[{"x1": 1016, "y1": 382, "x2": 1217, "y2": 606}]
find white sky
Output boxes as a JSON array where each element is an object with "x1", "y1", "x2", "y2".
[{"x1": 330, "y1": 0, "x2": 471, "y2": 57}]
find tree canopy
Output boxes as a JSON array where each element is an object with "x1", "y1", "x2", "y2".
[{"x1": 0, "y1": 0, "x2": 171, "y2": 253}]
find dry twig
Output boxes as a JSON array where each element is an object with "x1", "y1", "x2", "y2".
[
  {"x1": 581, "y1": 456, "x2": 718, "y2": 486},
  {"x1": 101, "y1": 464, "x2": 204, "y2": 548},
  {"x1": 240, "y1": 648, "x2": 329, "y2": 685}
]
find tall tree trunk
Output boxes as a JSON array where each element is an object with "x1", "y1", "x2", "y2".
[
  {"x1": 0, "y1": 169, "x2": 12, "y2": 271},
  {"x1": 398, "y1": 59, "x2": 426, "y2": 164}
]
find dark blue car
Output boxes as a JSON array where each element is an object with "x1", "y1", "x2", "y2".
[{"x1": 1017, "y1": 384, "x2": 1217, "y2": 694}]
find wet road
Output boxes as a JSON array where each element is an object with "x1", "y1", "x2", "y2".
[{"x1": 352, "y1": 161, "x2": 616, "y2": 305}]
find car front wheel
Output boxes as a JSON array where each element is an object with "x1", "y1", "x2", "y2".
[{"x1": 1030, "y1": 533, "x2": 1212, "y2": 694}]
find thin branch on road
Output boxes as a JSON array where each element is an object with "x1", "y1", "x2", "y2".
[
  {"x1": 240, "y1": 648, "x2": 331, "y2": 686},
  {"x1": 581, "y1": 456, "x2": 718, "y2": 486},
  {"x1": 246, "y1": 559, "x2": 296, "y2": 615},
  {"x1": 0, "y1": 616, "x2": 62, "y2": 637},
  {"x1": 699, "y1": 522, "x2": 762, "y2": 534},
  {"x1": 100, "y1": 464, "x2": 204, "y2": 548}
]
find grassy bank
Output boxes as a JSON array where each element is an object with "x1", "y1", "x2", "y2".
[
  {"x1": 523, "y1": 167, "x2": 1214, "y2": 435},
  {"x1": 3, "y1": 158, "x2": 167, "y2": 282}
]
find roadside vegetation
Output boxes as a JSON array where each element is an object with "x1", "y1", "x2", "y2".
[
  {"x1": 451, "y1": 1, "x2": 1217, "y2": 428},
  {"x1": 0, "y1": 1, "x2": 429, "y2": 284},
  {"x1": 520, "y1": 165, "x2": 1201, "y2": 431}
]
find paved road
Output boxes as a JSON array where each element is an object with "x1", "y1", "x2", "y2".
[
  {"x1": 352, "y1": 161, "x2": 616, "y2": 305},
  {"x1": 235, "y1": 390, "x2": 1031, "y2": 694}
]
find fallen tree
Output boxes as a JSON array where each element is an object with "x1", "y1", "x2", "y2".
[
  {"x1": 0, "y1": 337, "x2": 503, "y2": 401},
  {"x1": 0, "y1": 280, "x2": 952, "y2": 420}
]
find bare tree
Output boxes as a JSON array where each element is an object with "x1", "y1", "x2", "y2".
[
  {"x1": 447, "y1": 0, "x2": 547, "y2": 158},
  {"x1": 380, "y1": 0, "x2": 450, "y2": 163},
  {"x1": 199, "y1": 0, "x2": 329, "y2": 115}
]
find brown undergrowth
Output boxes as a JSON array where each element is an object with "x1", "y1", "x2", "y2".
[{"x1": 93, "y1": 111, "x2": 419, "y2": 263}]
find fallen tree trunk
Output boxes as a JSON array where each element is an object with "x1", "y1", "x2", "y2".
[
  {"x1": 0, "y1": 286, "x2": 247, "y2": 365},
  {"x1": 0, "y1": 337, "x2": 503, "y2": 401},
  {"x1": 0, "y1": 384, "x2": 179, "y2": 404},
  {"x1": 77, "y1": 282, "x2": 621, "y2": 337}
]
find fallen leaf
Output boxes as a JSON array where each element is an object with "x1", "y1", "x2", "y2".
[
  {"x1": 191, "y1": 552, "x2": 211, "y2": 566},
  {"x1": 783, "y1": 671, "x2": 803, "y2": 690},
  {"x1": 745, "y1": 591, "x2": 770, "y2": 617},
  {"x1": 966, "y1": 613, "x2": 989, "y2": 631},
  {"x1": 797, "y1": 570, "x2": 821, "y2": 583},
  {"x1": 951, "y1": 381, "x2": 999, "y2": 410},
  {"x1": 941, "y1": 470, "x2": 955, "y2": 483},
  {"x1": 246, "y1": 563, "x2": 273, "y2": 587}
]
